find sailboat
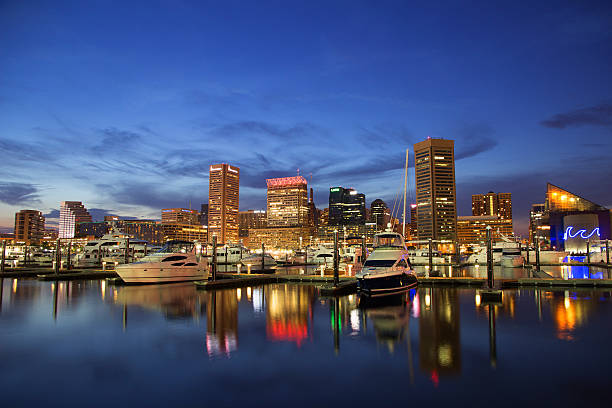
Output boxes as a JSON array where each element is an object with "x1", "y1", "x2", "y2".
[{"x1": 356, "y1": 149, "x2": 417, "y2": 297}]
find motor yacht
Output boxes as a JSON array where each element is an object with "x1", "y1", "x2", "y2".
[
  {"x1": 75, "y1": 229, "x2": 156, "y2": 267},
  {"x1": 212, "y1": 243, "x2": 250, "y2": 264},
  {"x1": 240, "y1": 252, "x2": 277, "y2": 271},
  {"x1": 115, "y1": 240, "x2": 208, "y2": 284},
  {"x1": 355, "y1": 230, "x2": 417, "y2": 297}
]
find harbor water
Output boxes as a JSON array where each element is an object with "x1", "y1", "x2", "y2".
[{"x1": 1, "y1": 277, "x2": 611, "y2": 406}]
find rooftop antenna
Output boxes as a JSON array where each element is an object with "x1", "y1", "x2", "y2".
[{"x1": 297, "y1": 168, "x2": 300, "y2": 177}]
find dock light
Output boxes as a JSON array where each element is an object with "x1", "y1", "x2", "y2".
[
  {"x1": 348, "y1": 264, "x2": 353, "y2": 276},
  {"x1": 247, "y1": 264, "x2": 252, "y2": 274},
  {"x1": 237, "y1": 263, "x2": 242, "y2": 274},
  {"x1": 114, "y1": 261, "x2": 119, "y2": 269},
  {"x1": 475, "y1": 293, "x2": 481, "y2": 307}
]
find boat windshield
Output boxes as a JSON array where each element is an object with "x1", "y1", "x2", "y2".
[
  {"x1": 373, "y1": 233, "x2": 404, "y2": 248},
  {"x1": 155, "y1": 241, "x2": 194, "y2": 254},
  {"x1": 363, "y1": 259, "x2": 397, "y2": 268}
]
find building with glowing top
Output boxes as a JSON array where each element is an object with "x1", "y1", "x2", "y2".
[
  {"x1": 208, "y1": 164, "x2": 240, "y2": 244},
  {"x1": 266, "y1": 176, "x2": 308, "y2": 227},
  {"x1": 59, "y1": 201, "x2": 92, "y2": 239}
]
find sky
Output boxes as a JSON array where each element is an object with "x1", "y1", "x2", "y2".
[{"x1": 1, "y1": 0, "x2": 612, "y2": 236}]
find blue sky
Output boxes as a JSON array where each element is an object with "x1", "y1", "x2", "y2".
[{"x1": 1, "y1": 0, "x2": 612, "y2": 235}]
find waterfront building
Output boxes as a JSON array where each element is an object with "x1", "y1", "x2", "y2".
[
  {"x1": 472, "y1": 192, "x2": 512, "y2": 221},
  {"x1": 328, "y1": 187, "x2": 366, "y2": 226},
  {"x1": 14, "y1": 210, "x2": 45, "y2": 245},
  {"x1": 161, "y1": 208, "x2": 200, "y2": 224},
  {"x1": 121, "y1": 220, "x2": 164, "y2": 245},
  {"x1": 239, "y1": 210, "x2": 267, "y2": 238},
  {"x1": 266, "y1": 176, "x2": 308, "y2": 227},
  {"x1": 59, "y1": 201, "x2": 92, "y2": 239},
  {"x1": 162, "y1": 223, "x2": 207, "y2": 242},
  {"x1": 456, "y1": 216, "x2": 514, "y2": 244},
  {"x1": 247, "y1": 226, "x2": 313, "y2": 250},
  {"x1": 414, "y1": 138, "x2": 457, "y2": 241},
  {"x1": 209, "y1": 163, "x2": 240, "y2": 244},
  {"x1": 370, "y1": 199, "x2": 390, "y2": 230},
  {"x1": 529, "y1": 203, "x2": 547, "y2": 244},
  {"x1": 76, "y1": 222, "x2": 110, "y2": 239},
  {"x1": 317, "y1": 223, "x2": 377, "y2": 245},
  {"x1": 410, "y1": 203, "x2": 418, "y2": 238}
]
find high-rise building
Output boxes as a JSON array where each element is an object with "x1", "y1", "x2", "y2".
[
  {"x1": 329, "y1": 187, "x2": 366, "y2": 226},
  {"x1": 59, "y1": 201, "x2": 92, "y2": 239},
  {"x1": 266, "y1": 176, "x2": 308, "y2": 227},
  {"x1": 529, "y1": 203, "x2": 547, "y2": 244},
  {"x1": 370, "y1": 199, "x2": 389, "y2": 230},
  {"x1": 414, "y1": 138, "x2": 457, "y2": 241},
  {"x1": 161, "y1": 208, "x2": 200, "y2": 224},
  {"x1": 307, "y1": 188, "x2": 317, "y2": 228},
  {"x1": 457, "y1": 216, "x2": 514, "y2": 244},
  {"x1": 208, "y1": 163, "x2": 240, "y2": 244},
  {"x1": 239, "y1": 210, "x2": 267, "y2": 237},
  {"x1": 14, "y1": 210, "x2": 45, "y2": 245},
  {"x1": 410, "y1": 203, "x2": 418, "y2": 237},
  {"x1": 472, "y1": 192, "x2": 512, "y2": 220}
]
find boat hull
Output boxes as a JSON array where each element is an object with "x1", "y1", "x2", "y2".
[
  {"x1": 357, "y1": 272, "x2": 417, "y2": 297},
  {"x1": 116, "y1": 265, "x2": 207, "y2": 284}
]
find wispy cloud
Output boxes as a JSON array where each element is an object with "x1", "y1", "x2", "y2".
[
  {"x1": 0, "y1": 182, "x2": 41, "y2": 205},
  {"x1": 541, "y1": 103, "x2": 612, "y2": 129}
]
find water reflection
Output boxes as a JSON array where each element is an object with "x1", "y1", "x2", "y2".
[
  {"x1": 265, "y1": 285, "x2": 314, "y2": 346},
  {"x1": 205, "y1": 290, "x2": 238, "y2": 357}
]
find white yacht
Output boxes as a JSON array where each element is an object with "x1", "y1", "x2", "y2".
[
  {"x1": 240, "y1": 252, "x2": 276, "y2": 271},
  {"x1": 355, "y1": 231, "x2": 417, "y2": 297},
  {"x1": 306, "y1": 245, "x2": 334, "y2": 265},
  {"x1": 212, "y1": 243, "x2": 250, "y2": 264},
  {"x1": 115, "y1": 240, "x2": 208, "y2": 284},
  {"x1": 75, "y1": 229, "x2": 156, "y2": 267},
  {"x1": 500, "y1": 246, "x2": 524, "y2": 267}
]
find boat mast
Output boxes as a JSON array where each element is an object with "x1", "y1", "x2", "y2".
[{"x1": 402, "y1": 148, "x2": 408, "y2": 237}]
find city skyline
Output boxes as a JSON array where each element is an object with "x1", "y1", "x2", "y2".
[{"x1": 2, "y1": 1, "x2": 612, "y2": 236}]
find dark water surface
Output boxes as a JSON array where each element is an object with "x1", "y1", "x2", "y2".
[{"x1": 1, "y1": 278, "x2": 611, "y2": 407}]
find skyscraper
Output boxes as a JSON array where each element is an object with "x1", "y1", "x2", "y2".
[
  {"x1": 328, "y1": 187, "x2": 366, "y2": 225},
  {"x1": 370, "y1": 199, "x2": 389, "y2": 230},
  {"x1": 414, "y1": 138, "x2": 457, "y2": 241},
  {"x1": 208, "y1": 163, "x2": 240, "y2": 244},
  {"x1": 14, "y1": 210, "x2": 45, "y2": 245},
  {"x1": 161, "y1": 208, "x2": 200, "y2": 224},
  {"x1": 472, "y1": 192, "x2": 512, "y2": 220},
  {"x1": 266, "y1": 176, "x2": 308, "y2": 227},
  {"x1": 59, "y1": 201, "x2": 92, "y2": 239}
]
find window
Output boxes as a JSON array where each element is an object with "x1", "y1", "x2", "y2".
[
  {"x1": 363, "y1": 259, "x2": 397, "y2": 267},
  {"x1": 396, "y1": 259, "x2": 408, "y2": 268},
  {"x1": 162, "y1": 255, "x2": 188, "y2": 262}
]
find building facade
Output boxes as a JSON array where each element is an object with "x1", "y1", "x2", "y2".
[
  {"x1": 247, "y1": 226, "x2": 313, "y2": 251},
  {"x1": 472, "y1": 192, "x2": 512, "y2": 221},
  {"x1": 456, "y1": 216, "x2": 514, "y2": 244},
  {"x1": 266, "y1": 176, "x2": 308, "y2": 227},
  {"x1": 414, "y1": 138, "x2": 457, "y2": 241},
  {"x1": 328, "y1": 187, "x2": 366, "y2": 226},
  {"x1": 239, "y1": 210, "x2": 267, "y2": 237},
  {"x1": 370, "y1": 199, "x2": 389, "y2": 230},
  {"x1": 59, "y1": 201, "x2": 92, "y2": 239},
  {"x1": 14, "y1": 210, "x2": 45, "y2": 245},
  {"x1": 208, "y1": 163, "x2": 240, "y2": 244},
  {"x1": 161, "y1": 208, "x2": 200, "y2": 224}
]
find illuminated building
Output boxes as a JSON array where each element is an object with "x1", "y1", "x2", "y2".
[
  {"x1": 208, "y1": 163, "x2": 240, "y2": 244},
  {"x1": 247, "y1": 226, "x2": 312, "y2": 250},
  {"x1": 410, "y1": 203, "x2": 418, "y2": 237},
  {"x1": 329, "y1": 187, "x2": 366, "y2": 226},
  {"x1": 317, "y1": 223, "x2": 377, "y2": 244},
  {"x1": 239, "y1": 210, "x2": 267, "y2": 237},
  {"x1": 472, "y1": 192, "x2": 512, "y2": 221},
  {"x1": 414, "y1": 138, "x2": 457, "y2": 241},
  {"x1": 121, "y1": 220, "x2": 163, "y2": 245},
  {"x1": 162, "y1": 223, "x2": 207, "y2": 242},
  {"x1": 200, "y1": 204, "x2": 208, "y2": 226},
  {"x1": 266, "y1": 176, "x2": 308, "y2": 227},
  {"x1": 307, "y1": 188, "x2": 318, "y2": 228},
  {"x1": 161, "y1": 208, "x2": 199, "y2": 224},
  {"x1": 370, "y1": 199, "x2": 389, "y2": 230},
  {"x1": 14, "y1": 210, "x2": 45, "y2": 245},
  {"x1": 76, "y1": 222, "x2": 110, "y2": 238},
  {"x1": 541, "y1": 183, "x2": 610, "y2": 251},
  {"x1": 456, "y1": 216, "x2": 514, "y2": 244},
  {"x1": 529, "y1": 203, "x2": 547, "y2": 244},
  {"x1": 59, "y1": 201, "x2": 92, "y2": 239}
]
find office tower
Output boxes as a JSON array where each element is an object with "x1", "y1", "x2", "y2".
[
  {"x1": 14, "y1": 210, "x2": 45, "y2": 245},
  {"x1": 161, "y1": 208, "x2": 200, "y2": 224},
  {"x1": 266, "y1": 176, "x2": 308, "y2": 227},
  {"x1": 307, "y1": 188, "x2": 317, "y2": 227},
  {"x1": 529, "y1": 203, "x2": 547, "y2": 244},
  {"x1": 200, "y1": 204, "x2": 209, "y2": 226},
  {"x1": 414, "y1": 138, "x2": 457, "y2": 241},
  {"x1": 457, "y1": 216, "x2": 513, "y2": 244},
  {"x1": 209, "y1": 163, "x2": 240, "y2": 244},
  {"x1": 328, "y1": 187, "x2": 366, "y2": 226},
  {"x1": 472, "y1": 192, "x2": 512, "y2": 220},
  {"x1": 239, "y1": 210, "x2": 267, "y2": 237},
  {"x1": 370, "y1": 199, "x2": 389, "y2": 229},
  {"x1": 59, "y1": 201, "x2": 92, "y2": 239},
  {"x1": 410, "y1": 203, "x2": 417, "y2": 237}
]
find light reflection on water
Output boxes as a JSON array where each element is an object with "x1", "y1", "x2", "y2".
[{"x1": 0, "y1": 278, "x2": 611, "y2": 406}]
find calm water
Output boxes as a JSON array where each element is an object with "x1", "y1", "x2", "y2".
[{"x1": 1, "y1": 278, "x2": 611, "y2": 407}]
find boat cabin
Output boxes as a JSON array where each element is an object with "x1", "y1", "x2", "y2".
[{"x1": 373, "y1": 232, "x2": 405, "y2": 249}]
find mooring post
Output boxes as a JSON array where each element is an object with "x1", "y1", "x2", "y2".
[
  {"x1": 526, "y1": 240, "x2": 530, "y2": 264},
  {"x1": 535, "y1": 237, "x2": 540, "y2": 271},
  {"x1": 144, "y1": 243, "x2": 148, "y2": 257},
  {"x1": 486, "y1": 226, "x2": 493, "y2": 288},
  {"x1": 488, "y1": 303, "x2": 497, "y2": 368},
  {"x1": 333, "y1": 230, "x2": 339, "y2": 287},
  {"x1": 606, "y1": 240, "x2": 610, "y2": 265},
  {"x1": 23, "y1": 245, "x2": 28, "y2": 266},
  {"x1": 586, "y1": 239, "x2": 591, "y2": 265},
  {"x1": 66, "y1": 240, "x2": 72, "y2": 270},
  {"x1": 305, "y1": 245, "x2": 308, "y2": 266},
  {"x1": 125, "y1": 238, "x2": 130, "y2": 264},
  {"x1": 428, "y1": 238, "x2": 433, "y2": 277},
  {"x1": 209, "y1": 235, "x2": 217, "y2": 281},
  {"x1": 225, "y1": 246, "x2": 228, "y2": 264},
  {"x1": 54, "y1": 239, "x2": 60, "y2": 275},
  {"x1": 455, "y1": 241, "x2": 460, "y2": 266},
  {"x1": 261, "y1": 243, "x2": 265, "y2": 272},
  {"x1": 1, "y1": 240, "x2": 6, "y2": 275},
  {"x1": 361, "y1": 235, "x2": 366, "y2": 264}
]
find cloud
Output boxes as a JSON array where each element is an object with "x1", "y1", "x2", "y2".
[
  {"x1": 0, "y1": 182, "x2": 41, "y2": 205},
  {"x1": 96, "y1": 182, "x2": 206, "y2": 211},
  {"x1": 541, "y1": 103, "x2": 612, "y2": 129},
  {"x1": 92, "y1": 127, "x2": 143, "y2": 152},
  {"x1": 43, "y1": 209, "x2": 60, "y2": 218},
  {"x1": 211, "y1": 120, "x2": 327, "y2": 142},
  {"x1": 454, "y1": 123, "x2": 498, "y2": 160}
]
